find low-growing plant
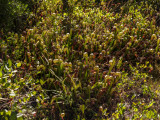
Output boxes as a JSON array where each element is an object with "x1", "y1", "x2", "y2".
[{"x1": 0, "y1": 0, "x2": 160, "y2": 119}]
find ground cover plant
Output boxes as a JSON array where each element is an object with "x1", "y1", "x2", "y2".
[{"x1": 0, "y1": 0, "x2": 160, "y2": 119}]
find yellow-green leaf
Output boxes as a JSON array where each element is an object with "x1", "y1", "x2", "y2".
[
  {"x1": 17, "y1": 62, "x2": 21, "y2": 68},
  {"x1": 80, "y1": 104, "x2": 85, "y2": 114},
  {"x1": 0, "y1": 71, "x2": 2, "y2": 77},
  {"x1": 8, "y1": 59, "x2": 12, "y2": 67}
]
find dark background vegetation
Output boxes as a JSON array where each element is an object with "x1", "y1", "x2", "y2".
[{"x1": 0, "y1": 0, "x2": 39, "y2": 34}]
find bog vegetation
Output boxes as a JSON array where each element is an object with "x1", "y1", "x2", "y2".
[{"x1": 0, "y1": 0, "x2": 160, "y2": 119}]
